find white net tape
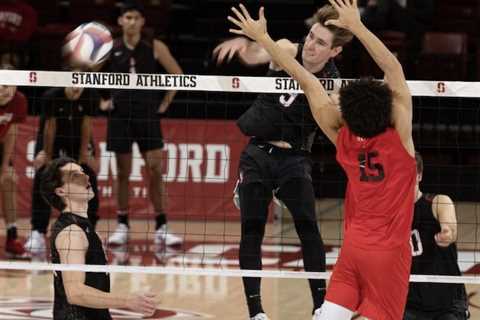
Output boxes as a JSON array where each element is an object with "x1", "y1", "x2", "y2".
[
  {"x1": 0, "y1": 70, "x2": 478, "y2": 285},
  {"x1": 0, "y1": 70, "x2": 478, "y2": 97}
]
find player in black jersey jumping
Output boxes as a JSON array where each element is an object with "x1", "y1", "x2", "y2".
[
  {"x1": 213, "y1": 5, "x2": 353, "y2": 320},
  {"x1": 404, "y1": 152, "x2": 469, "y2": 320},
  {"x1": 100, "y1": 1, "x2": 183, "y2": 249},
  {"x1": 42, "y1": 157, "x2": 156, "y2": 320}
]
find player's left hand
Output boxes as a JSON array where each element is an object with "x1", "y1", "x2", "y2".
[
  {"x1": 325, "y1": 0, "x2": 362, "y2": 31},
  {"x1": 435, "y1": 225, "x2": 455, "y2": 247},
  {"x1": 228, "y1": 4, "x2": 267, "y2": 41}
]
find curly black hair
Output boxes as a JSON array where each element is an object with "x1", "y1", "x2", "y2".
[
  {"x1": 339, "y1": 78, "x2": 393, "y2": 138},
  {"x1": 40, "y1": 157, "x2": 77, "y2": 211}
]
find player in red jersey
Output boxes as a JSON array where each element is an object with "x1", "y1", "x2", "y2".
[
  {"x1": 228, "y1": 1, "x2": 415, "y2": 319},
  {"x1": 0, "y1": 63, "x2": 28, "y2": 257}
]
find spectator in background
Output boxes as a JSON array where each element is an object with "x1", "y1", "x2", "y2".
[
  {"x1": 0, "y1": 63, "x2": 27, "y2": 258},
  {"x1": 0, "y1": 0, "x2": 38, "y2": 67}
]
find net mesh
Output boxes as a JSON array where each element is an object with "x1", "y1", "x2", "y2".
[{"x1": 0, "y1": 70, "x2": 478, "y2": 285}]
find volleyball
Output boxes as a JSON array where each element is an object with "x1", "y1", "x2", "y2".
[{"x1": 62, "y1": 22, "x2": 113, "y2": 68}]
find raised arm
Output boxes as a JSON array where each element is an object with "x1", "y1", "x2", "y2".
[
  {"x1": 212, "y1": 36, "x2": 298, "y2": 71},
  {"x1": 326, "y1": 0, "x2": 413, "y2": 154},
  {"x1": 228, "y1": 5, "x2": 342, "y2": 144}
]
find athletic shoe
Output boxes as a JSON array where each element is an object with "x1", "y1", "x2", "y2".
[
  {"x1": 312, "y1": 307, "x2": 322, "y2": 320},
  {"x1": 107, "y1": 223, "x2": 129, "y2": 245},
  {"x1": 24, "y1": 230, "x2": 47, "y2": 260},
  {"x1": 24, "y1": 230, "x2": 46, "y2": 253},
  {"x1": 5, "y1": 238, "x2": 27, "y2": 258},
  {"x1": 110, "y1": 244, "x2": 130, "y2": 265},
  {"x1": 250, "y1": 313, "x2": 270, "y2": 320},
  {"x1": 154, "y1": 225, "x2": 182, "y2": 247}
]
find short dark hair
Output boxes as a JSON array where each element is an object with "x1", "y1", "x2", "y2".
[
  {"x1": 415, "y1": 151, "x2": 423, "y2": 175},
  {"x1": 40, "y1": 157, "x2": 77, "y2": 211},
  {"x1": 119, "y1": 0, "x2": 145, "y2": 16},
  {"x1": 339, "y1": 78, "x2": 393, "y2": 138},
  {"x1": 312, "y1": 5, "x2": 353, "y2": 47}
]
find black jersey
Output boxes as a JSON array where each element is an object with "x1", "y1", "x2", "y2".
[
  {"x1": 51, "y1": 212, "x2": 111, "y2": 320},
  {"x1": 407, "y1": 194, "x2": 468, "y2": 313},
  {"x1": 107, "y1": 38, "x2": 162, "y2": 116},
  {"x1": 35, "y1": 88, "x2": 98, "y2": 159},
  {"x1": 237, "y1": 43, "x2": 339, "y2": 151}
]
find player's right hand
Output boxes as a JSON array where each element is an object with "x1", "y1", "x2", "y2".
[
  {"x1": 127, "y1": 292, "x2": 157, "y2": 316},
  {"x1": 212, "y1": 37, "x2": 249, "y2": 65},
  {"x1": 435, "y1": 226, "x2": 455, "y2": 247}
]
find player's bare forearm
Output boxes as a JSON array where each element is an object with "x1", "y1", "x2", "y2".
[
  {"x1": 66, "y1": 283, "x2": 128, "y2": 309},
  {"x1": 43, "y1": 118, "x2": 56, "y2": 161},
  {"x1": 79, "y1": 116, "x2": 91, "y2": 162},
  {"x1": 434, "y1": 194, "x2": 458, "y2": 241},
  {"x1": 239, "y1": 39, "x2": 271, "y2": 65},
  {"x1": 164, "y1": 91, "x2": 176, "y2": 106},
  {"x1": 1, "y1": 125, "x2": 16, "y2": 171}
]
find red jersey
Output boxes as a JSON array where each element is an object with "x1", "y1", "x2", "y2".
[
  {"x1": 336, "y1": 126, "x2": 416, "y2": 249},
  {"x1": 0, "y1": 91, "x2": 27, "y2": 139}
]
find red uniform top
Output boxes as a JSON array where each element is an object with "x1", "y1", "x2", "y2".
[
  {"x1": 0, "y1": 91, "x2": 27, "y2": 139},
  {"x1": 336, "y1": 126, "x2": 416, "y2": 249}
]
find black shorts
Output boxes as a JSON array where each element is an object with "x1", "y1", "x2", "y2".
[
  {"x1": 238, "y1": 140, "x2": 312, "y2": 191},
  {"x1": 107, "y1": 116, "x2": 164, "y2": 154},
  {"x1": 404, "y1": 308, "x2": 469, "y2": 320}
]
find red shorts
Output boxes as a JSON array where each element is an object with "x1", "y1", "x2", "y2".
[{"x1": 325, "y1": 242, "x2": 412, "y2": 320}]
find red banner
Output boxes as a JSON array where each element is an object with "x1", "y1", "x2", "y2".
[{"x1": 15, "y1": 117, "x2": 248, "y2": 220}]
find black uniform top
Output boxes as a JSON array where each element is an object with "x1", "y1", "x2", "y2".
[
  {"x1": 35, "y1": 88, "x2": 98, "y2": 159},
  {"x1": 106, "y1": 38, "x2": 162, "y2": 117},
  {"x1": 407, "y1": 193, "x2": 468, "y2": 313},
  {"x1": 236, "y1": 43, "x2": 339, "y2": 151},
  {"x1": 51, "y1": 212, "x2": 111, "y2": 320}
]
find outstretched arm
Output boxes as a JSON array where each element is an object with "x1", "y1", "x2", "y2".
[
  {"x1": 228, "y1": 4, "x2": 342, "y2": 144},
  {"x1": 326, "y1": 0, "x2": 413, "y2": 154},
  {"x1": 212, "y1": 36, "x2": 298, "y2": 71}
]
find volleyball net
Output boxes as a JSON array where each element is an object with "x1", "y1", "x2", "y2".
[{"x1": 0, "y1": 70, "x2": 478, "y2": 286}]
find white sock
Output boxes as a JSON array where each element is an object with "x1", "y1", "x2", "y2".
[{"x1": 318, "y1": 300, "x2": 354, "y2": 320}]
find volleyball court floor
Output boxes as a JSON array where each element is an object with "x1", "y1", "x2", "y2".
[{"x1": 0, "y1": 198, "x2": 479, "y2": 319}]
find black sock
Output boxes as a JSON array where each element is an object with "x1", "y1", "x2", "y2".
[
  {"x1": 155, "y1": 213, "x2": 167, "y2": 230},
  {"x1": 246, "y1": 293, "x2": 264, "y2": 317},
  {"x1": 117, "y1": 213, "x2": 129, "y2": 227},
  {"x1": 7, "y1": 226, "x2": 17, "y2": 240}
]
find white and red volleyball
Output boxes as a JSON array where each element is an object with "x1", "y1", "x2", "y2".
[{"x1": 62, "y1": 22, "x2": 113, "y2": 68}]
